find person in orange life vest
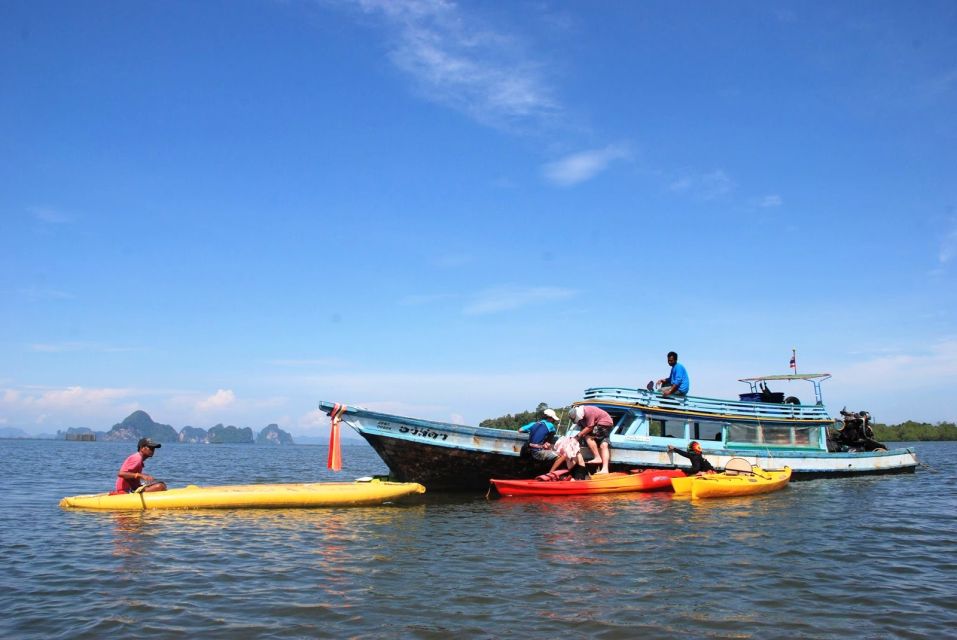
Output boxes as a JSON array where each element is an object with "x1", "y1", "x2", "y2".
[
  {"x1": 115, "y1": 438, "x2": 168, "y2": 493},
  {"x1": 569, "y1": 405, "x2": 614, "y2": 475}
]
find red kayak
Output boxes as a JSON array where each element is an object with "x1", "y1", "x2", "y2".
[{"x1": 490, "y1": 469, "x2": 685, "y2": 497}]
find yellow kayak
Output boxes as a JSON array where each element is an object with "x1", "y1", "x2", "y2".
[
  {"x1": 691, "y1": 466, "x2": 791, "y2": 499},
  {"x1": 59, "y1": 479, "x2": 426, "y2": 510},
  {"x1": 670, "y1": 475, "x2": 695, "y2": 495},
  {"x1": 670, "y1": 458, "x2": 791, "y2": 499}
]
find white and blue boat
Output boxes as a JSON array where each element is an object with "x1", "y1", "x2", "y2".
[{"x1": 319, "y1": 373, "x2": 918, "y2": 490}]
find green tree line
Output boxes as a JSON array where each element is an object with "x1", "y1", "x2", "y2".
[
  {"x1": 872, "y1": 421, "x2": 957, "y2": 442},
  {"x1": 479, "y1": 403, "x2": 570, "y2": 430}
]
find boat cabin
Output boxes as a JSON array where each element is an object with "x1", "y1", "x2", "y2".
[{"x1": 576, "y1": 374, "x2": 836, "y2": 454}]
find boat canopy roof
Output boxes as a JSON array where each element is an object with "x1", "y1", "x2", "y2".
[{"x1": 738, "y1": 373, "x2": 831, "y2": 383}]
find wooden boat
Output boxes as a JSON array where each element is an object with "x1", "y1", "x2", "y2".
[
  {"x1": 671, "y1": 459, "x2": 791, "y2": 498},
  {"x1": 490, "y1": 468, "x2": 685, "y2": 497},
  {"x1": 59, "y1": 478, "x2": 425, "y2": 510},
  {"x1": 318, "y1": 372, "x2": 918, "y2": 490}
]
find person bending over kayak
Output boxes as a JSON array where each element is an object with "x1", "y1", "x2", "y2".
[
  {"x1": 569, "y1": 405, "x2": 614, "y2": 474},
  {"x1": 668, "y1": 441, "x2": 715, "y2": 476},
  {"x1": 114, "y1": 438, "x2": 167, "y2": 494}
]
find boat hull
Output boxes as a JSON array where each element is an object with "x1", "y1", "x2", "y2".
[
  {"x1": 490, "y1": 469, "x2": 685, "y2": 497},
  {"x1": 319, "y1": 402, "x2": 918, "y2": 491},
  {"x1": 59, "y1": 479, "x2": 426, "y2": 510}
]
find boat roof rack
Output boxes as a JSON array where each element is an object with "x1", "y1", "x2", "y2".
[
  {"x1": 738, "y1": 373, "x2": 831, "y2": 383},
  {"x1": 738, "y1": 373, "x2": 831, "y2": 404}
]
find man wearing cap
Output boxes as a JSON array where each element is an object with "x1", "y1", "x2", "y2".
[
  {"x1": 114, "y1": 438, "x2": 167, "y2": 493},
  {"x1": 568, "y1": 405, "x2": 615, "y2": 474},
  {"x1": 518, "y1": 409, "x2": 560, "y2": 462}
]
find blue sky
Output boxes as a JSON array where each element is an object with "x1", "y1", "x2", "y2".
[{"x1": 2, "y1": 0, "x2": 956, "y2": 437}]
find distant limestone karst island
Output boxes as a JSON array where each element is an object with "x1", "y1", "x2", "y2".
[{"x1": 57, "y1": 410, "x2": 294, "y2": 445}]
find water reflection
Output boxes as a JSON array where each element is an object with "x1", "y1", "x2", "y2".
[{"x1": 110, "y1": 512, "x2": 147, "y2": 559}]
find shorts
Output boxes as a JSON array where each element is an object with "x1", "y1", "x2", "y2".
[
  {"x1": 588, "y1": 426, "x2": 613, "y2": 445},
  {"x1": 531, "y1": 448, "x2": 558, "y2": 462}
]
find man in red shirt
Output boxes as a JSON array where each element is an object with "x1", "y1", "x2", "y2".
[
  {"x1": 569, "y1": 405, "x2": 615, "y2": 475},
  {"x1": 114, "y1": 438, "x2": 167, "y2": 493}
]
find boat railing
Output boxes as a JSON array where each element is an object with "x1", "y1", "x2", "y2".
[{"x1": 582, "y1": 387, "x2": 832, "y2": 421}]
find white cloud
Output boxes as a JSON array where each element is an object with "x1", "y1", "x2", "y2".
[
  {"x1": 758, "y1": 194, "x2": 782, "y2": 208},
  {"x1": 267, "y1": 358, "x2": 349, "y2": 368},
  {"x1": 29, "y1": 341, "x2": 139, "y2": 353},
  {"x1": 29, "y1": 206, "x2": 73, "y2": 224},
  {"x1": 355, "y1": 0, "x2": 557, "y2": 129},
  {"x1": 542, "y1": 145, "x2": 631, "y2": 187},
  {"x1": 29, "y1": 386, "x2": 134, "y2": 408},
  {"x1": 463, "y1": 285, "x2": 576, "y2": 315},
  {"x1": 196, "y1": 389, "x2": 236, "y2": 411},
  {"x1": 433, "y1": 253, "x2": 474, "y2": 268},
  {"x1": 938, "y1": 220, "x2": 957, "y2": 265},
  {"x1": 923, "y1": 67, "x2": 957, "y2": 102},
  {"x1": 283, "y1": 367, "x2": 647, "y2": 429},
  {"x1": 835, "y1": 339, "x2": 957, "y2": 393},
  {"x1": 0, "y1": 386, "x2": 140, "y2": 427},
  {"x1": 19, "y1": 288, "x2": 75, "y2": 302},
  {"x1": 300, "y1": 408, "x2": 328, "y2": 428},
  {"x1": 669, "y1": 169, "x2": 735, "y2": 200},
  {"x1": 399, "y1": 292, "x2": 457, "y2": 306}
]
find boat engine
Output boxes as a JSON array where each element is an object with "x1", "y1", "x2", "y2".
[{"x1": 829, "y1": 408, "x2": 887, "y2": 452}]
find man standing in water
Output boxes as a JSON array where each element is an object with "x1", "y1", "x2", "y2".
[
  {"x1": 658, "y1": 351, "x2": 690, "y2": 397},
  {"x1": 114, "y1": 438, "x2": 167, "y2": 494}
]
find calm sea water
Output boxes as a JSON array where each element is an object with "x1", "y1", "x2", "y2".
[{"x1": 1, "y1": 439, "x2": 953, "y2": 639}]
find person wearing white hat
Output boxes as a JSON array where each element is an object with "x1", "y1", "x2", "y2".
[
  {"x1": 518, "y1": 408, "x2": 561, "y2": 462},
  {"x1": 568, "y1": 405, "x2": 615, "y2": 474}
]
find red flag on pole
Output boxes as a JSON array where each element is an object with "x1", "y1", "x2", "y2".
[
  {"x1": 327, "y1": 403, "x2": 344, "y2": 471},
  {"x1": 789, "y1": 350, "x2": 797, "y2": 371}
]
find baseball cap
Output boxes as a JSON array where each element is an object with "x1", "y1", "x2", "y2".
[
  {"x1": 542, "y1": 409, "x2": 559, "y2": 422},
  {"x1": 138, "y1": 437, "x2": 162, "y2": 450},
  {"x1": 569, "y1": 406, "x2": 585, "y2": 423}
]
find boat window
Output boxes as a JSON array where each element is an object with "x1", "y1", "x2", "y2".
[
  {"x1": 583, "y1": 407, "x2": 633, "y2": 434},
  {"x1": 763, "y1": 427, "x2": 792, "y2": 445},
  {"x1": 650, "y1": 419, "x2": 686, "y2": 438},
  {"x1": 793, "y1": 426, "x2": 823, "y2": 446},
  {"x1": 727, "y1": 424, "x2": 762, "y2": 444},
  {"x1": 727, "y1": 424, "x2": 824, "y2": 447},
  {"x1": 694, "y1": 421, "x2": 724, "y2": 442},
  {"x1": 613, "y1": 412, "x2": 638, "y2": 435}
]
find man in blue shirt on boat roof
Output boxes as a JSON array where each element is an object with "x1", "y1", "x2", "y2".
[{"x1": 658, "y1": 351, "x2": 690, "y2": 397}]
